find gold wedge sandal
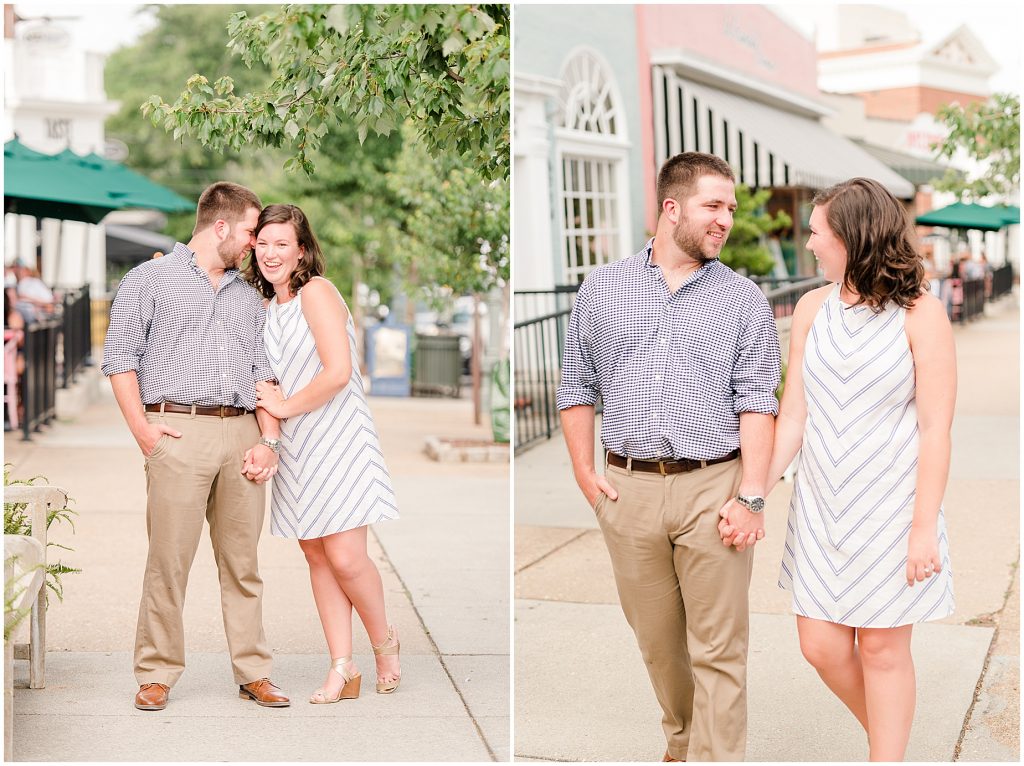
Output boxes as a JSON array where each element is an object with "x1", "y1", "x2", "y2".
[
  {"x1": 371, "y1": 625, "x2": 401, "y2": 694},
  {"x1": 308, "y1": 656, "x2": 361, "y2": 704}
]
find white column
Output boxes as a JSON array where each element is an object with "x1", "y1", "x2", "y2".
[{"x1": 513, "y1": 75, "x2": 561, "y2": 293}]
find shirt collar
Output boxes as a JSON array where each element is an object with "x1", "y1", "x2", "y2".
[
  {"x1": 642, "y1": 237, "x2": 719, "y2": 285},
  {"x1": 171, "y1": 242, "x2": 240, "y2": 280}
]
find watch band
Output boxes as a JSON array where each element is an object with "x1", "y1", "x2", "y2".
[{"x1": 259, "y1": 437, "x2": 281, "y2": 454}]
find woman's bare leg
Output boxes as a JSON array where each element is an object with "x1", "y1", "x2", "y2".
[
  {"x1": 299, "y1": 537, "x2": 357, "y2": 696},
  {"x1": 321, "y1": 527, "x2": 399, "y2": 685},
  {"x1": 796, "y1": 616, "x2": 869, "y2": 731},
  {"x1": 858, "y1": 625, "x2": 915, "y2": 761}
]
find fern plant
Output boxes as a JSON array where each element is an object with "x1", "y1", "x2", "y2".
[{"x1": 3, "y1": 464, "x2": 81, "y2": 603}]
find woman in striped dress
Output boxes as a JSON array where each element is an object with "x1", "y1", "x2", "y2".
[
  {"x1": 244, "y1": 204, "x2": 401, "y2": 703},
  {"x1": 755, "y1": 179, "x2": 954, "y2": 760}
]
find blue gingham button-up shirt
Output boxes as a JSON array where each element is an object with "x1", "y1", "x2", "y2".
[
  {"x1": 556, "y1": 239, "x2": 781, "y2": 461},
  {"x1": 101, "y1": 243, "x2": 274, "y2": 409}
]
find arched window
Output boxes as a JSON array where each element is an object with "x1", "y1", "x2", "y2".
[
  {"x1": 558, "y1": 50, "x2": 621, "y2": 135},
  {"x1": 555, "y1": 49, "x2": 632, "y2": 283}
]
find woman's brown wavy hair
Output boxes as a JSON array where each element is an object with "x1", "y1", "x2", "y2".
[
  {"x1": 244, "y1": 204, "x2": 326, "y2": 300},
  {"x1": 813, "y1": 178, "x2": 925, "y2": 311}
]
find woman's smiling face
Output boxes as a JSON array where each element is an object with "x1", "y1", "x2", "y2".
[
  {"x1": 807, "y1": 204, "x2": 848, "y2": 283},
  {"x1": 255, "y1": 221, "x2": 304, "y2": 289}
]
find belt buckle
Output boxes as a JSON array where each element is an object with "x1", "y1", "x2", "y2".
[
  {"x1": 658, "y1": 460, "x2": 668, "y2": 476},
  {"x1": 218, "y1": 405, "x2": 226, "y2": 417}
]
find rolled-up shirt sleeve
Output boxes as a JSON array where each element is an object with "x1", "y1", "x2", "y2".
[
  {"x1": 252, "y1": 302, "x2": 275, "y2": 382},
  {"x1": 101, "y1": 270, "x2": 153, "y2": 377},
  {"x1": 731, "y1": 290, "x2": 781, "y2": 416},
  {"x1": 556, "y1": 281, "x2": 600, "y2": 409}
]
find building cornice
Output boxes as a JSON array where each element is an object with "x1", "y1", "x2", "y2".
[
  {"x1": 514, "y1": 73, "x2": 562, "y2": 98},
  {"x1": 7, "y1": 98, "x2": 119, "y2": 117}
]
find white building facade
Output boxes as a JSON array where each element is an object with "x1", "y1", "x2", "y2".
[{"x1": 4, "y1": 10, "x2": 119, "y2": 295}]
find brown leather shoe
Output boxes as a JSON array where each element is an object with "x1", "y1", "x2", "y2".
[
  {"x1": 661, "y1": 752, "x2": 685, "y2": 762},
  {"x1": 238, "y1": 678, "x2": 290, "y2": 707},
  {"x1": 134, "y1": 683, "x2": 169, "y2": 711}
]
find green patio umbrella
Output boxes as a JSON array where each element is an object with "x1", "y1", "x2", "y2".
[
  {"x1": 994, "y1": 204, "x2": 1020, "y2": 226},
  {"x1": 4, "y1": 139, "x2": 123, "y2": 223},
  {"x1": 76, "y1": 151, "x2": 193, "y2": 214},
  {"x1": 4, "y1": 138, "x2": 193, "y2": 224},
  {"x1": 915, "y1": 201, "x2": 1013, "y2": 232}
]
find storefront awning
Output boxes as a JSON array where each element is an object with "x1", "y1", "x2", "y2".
[
  {"x1": 853, "y1": 140, "x2": 959, "y2": 188},
  {"x1": 651, "y1": 63, "x2": 916, "y2": 198}
]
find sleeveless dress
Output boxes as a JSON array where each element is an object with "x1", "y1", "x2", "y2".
[
  {"x1": 263, "y1": 279, "x2": 399, "y2": 539},
  {"x1": 778, "y1": 285, "x2": 954, "y2": 627}
]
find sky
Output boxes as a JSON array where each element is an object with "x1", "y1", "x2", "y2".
[{"x1": 10, "y1": 2, "x2": 1022, "y2": 94}]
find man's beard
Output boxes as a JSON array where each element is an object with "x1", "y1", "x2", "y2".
[
  {"x1": 216, "y1": 238, "x2": 243, "y2": 269},
  {"x1": 672, "y1": 214, "x2": 725, "y2": 262}
]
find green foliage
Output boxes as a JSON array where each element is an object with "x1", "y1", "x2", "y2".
[
  {"x1": 388, "y1": 124, "x2": 509, "y2": 301},
  {"x1": 142, "y1": 4, "x2": 510, "y2": 182},
  {"x1": 105, "y1": 4, "x2": 276, "y2": 210},
  {"x1": 260, "y1": 114, "x2": 406, "y2": 306},
  {"x1": 720, "y1": 185, "x2": 792, "y2": 276},
  {"x1": 3, "y1": 465, "x2": 81, "y2": 603},
  {"x1": 931, "y1": 92, "x2": 1020, "y2": 201}
]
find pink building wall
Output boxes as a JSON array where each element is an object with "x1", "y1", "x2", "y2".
[{"x1": 635, "y1": 5, "x2": 821, "y2": 232}]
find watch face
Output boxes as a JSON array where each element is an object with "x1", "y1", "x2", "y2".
[{"x1": 740, "y1": 495, "x2": 765, "y2": 512}]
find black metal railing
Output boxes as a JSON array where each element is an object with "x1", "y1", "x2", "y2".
[
  {"x1": 59, "y1": 285, "x2": 91, "y2": 388},
  {"x1": 990, "y1": 264, "x2": 1014, "y2": 299},
  {"x1": 945, "y1": 278, "x2": 986, "y2": 323},
  {"x1": 763, "y1": 277, "x2": 829, "y2": 319},
  {"x1": 20, "y1": 320, "x2": 59, "y2": 440},
  {"x1": 513, "y1": 308, "x2": 571, "y2": 453},
  {"x1": 514, "y1": 285, "x2": 579, "y2": 324}
]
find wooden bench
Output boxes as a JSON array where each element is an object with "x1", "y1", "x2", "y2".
[{"x1": 3, "y1": 484, "x2": 68, "y2": 688}]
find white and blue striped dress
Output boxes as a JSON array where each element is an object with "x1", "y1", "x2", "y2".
[
  {"x1": 264, "y1": 278, "x2": 399, "y2": 539},
  {"x1": 779, "y1": 285, "x2": 954, "y2": 627}
]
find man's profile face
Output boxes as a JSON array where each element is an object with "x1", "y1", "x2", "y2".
[
  {"x1": 216, "y1": 207, "x2": 260, "y2": 269},
  {"x1": 671, "y1": 174, "x2": 737, "y2": 261}
]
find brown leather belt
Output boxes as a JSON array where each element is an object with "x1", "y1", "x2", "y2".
[
  {"x1": 606, "y1": 449, "x2": 739, "y2": 475},
  {"x1": 145, "y1": 402, "x2": 251, "y2": 418}
]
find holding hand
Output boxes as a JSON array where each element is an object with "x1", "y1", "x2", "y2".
[
  {"x1": 255, "y1": 380, "x2": 289, "y2": 419},
  {"x1": 718, "y1": 498, "x2": 765, "y2": 552},
  {"x1": 241, "y1": 444, "x2": 279, "y2": 484}
]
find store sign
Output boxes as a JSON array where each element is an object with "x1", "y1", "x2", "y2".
[{"x1": 46, "y1": 118, "x2": 72, "y2": 141}]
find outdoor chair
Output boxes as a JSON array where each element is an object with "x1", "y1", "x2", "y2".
[
  {"x1": 2, "y1": 484, "x2": 67, "y2": 690},
  {"x1": 3, "y1": 329, "x2": 21, "y2": 430}
]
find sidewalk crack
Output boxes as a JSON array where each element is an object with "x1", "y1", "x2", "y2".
[
  {"x1": 515, "y1": 529, "x2": 589, "y2": 575},
  {"x1": 952, "y1": 552, "x2": 1019, "y2": 761},
  {"x1": 372, "y1": 527, "x2": 499, "y2": 762}
]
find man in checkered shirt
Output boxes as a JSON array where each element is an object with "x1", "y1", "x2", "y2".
[
  {"x1": 557, "y1": 152, "x2": 781, "y2": 761},
  {"x1": 103, "y1": 182, "x2": 291, "y2": 712}
]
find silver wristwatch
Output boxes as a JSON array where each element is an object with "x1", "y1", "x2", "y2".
[
  {"x1": 259, "y1": 437, "x2": 281, "y2": 454},
  {"x1": 736, "y1": 494, "x2": 765, "y2": 513}
]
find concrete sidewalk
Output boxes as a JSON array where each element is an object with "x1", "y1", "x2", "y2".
[
  {"x1": 5, "y1": 388, "x2": 509, "y2": 761},
  {"x1": 514, "y1": 295, "x2": 1020, "y2": 762}
]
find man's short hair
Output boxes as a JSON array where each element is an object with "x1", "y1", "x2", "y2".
[
  {"x1": 656, "y1": 152, "x2": 735, "y2": 210},
  {"x1": 193, "y1": 182, "x2": 262, "y2": 236}
]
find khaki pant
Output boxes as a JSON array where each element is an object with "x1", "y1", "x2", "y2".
[
  {"x1": 595, "y1": 457, "x2": 752, "y2": 762},
  {"x1": 135, "y1": 410, "x2": 272, "y2": 687}
]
